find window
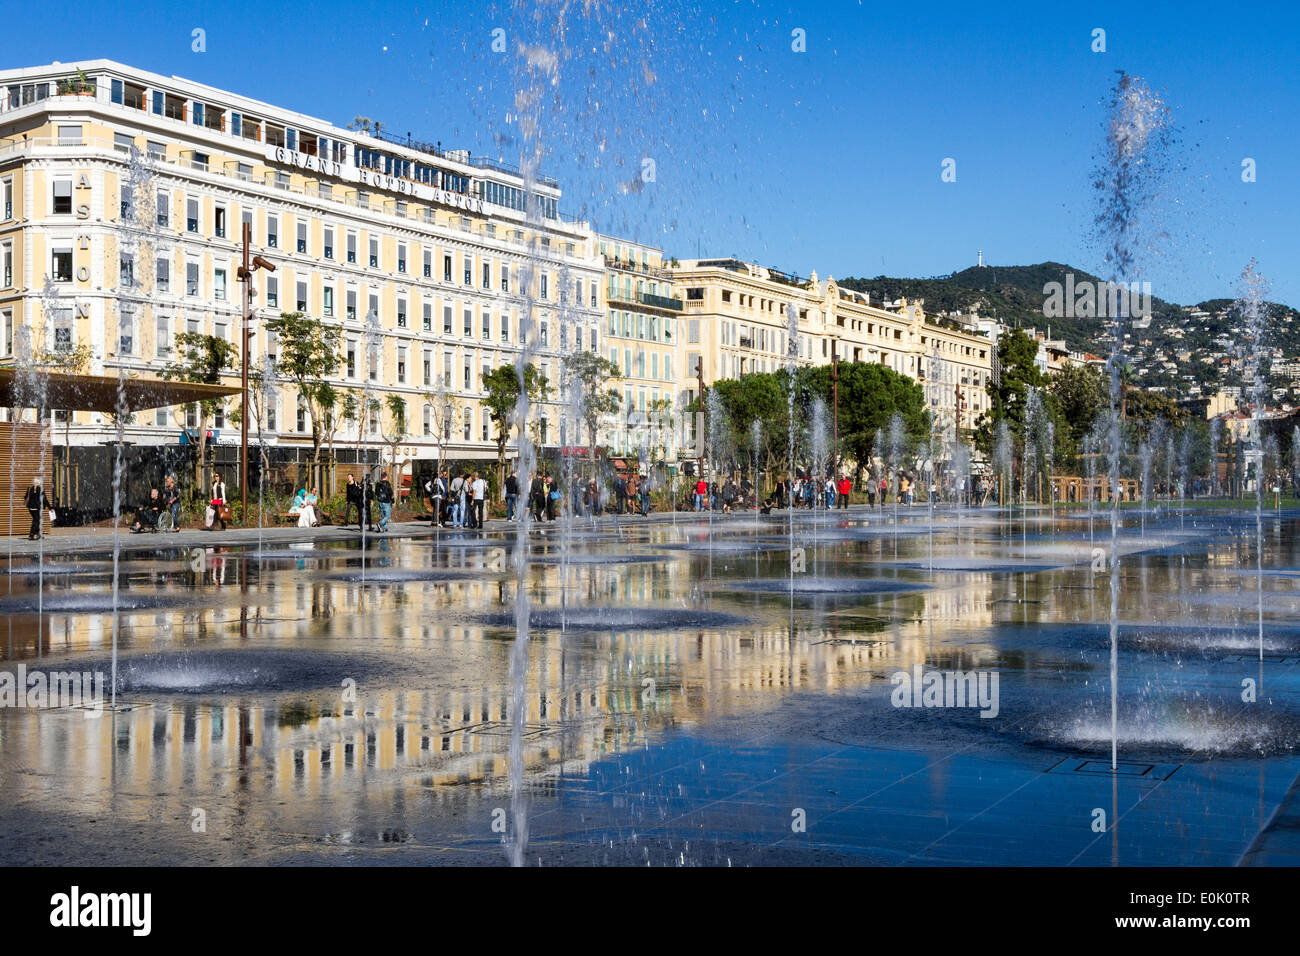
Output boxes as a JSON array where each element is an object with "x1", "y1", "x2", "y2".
[
  {"x1": 323, "y1": 286, "x2": 334, "y2": 317},
  {"x1": 483, "y1": 262, "x2": 491, "y2": 289},
  {"x1": 463, "y1": 308, "x2": 472, "y2": 337},
  {"x1": 296, "y1": 281, "x2": 307, "y2": 312},
  {"x1": 52, "y1": 248, "x2": 73, "y2": 283},
  {"x1": 463, "y1": 257, "x2": 473, "y2": 286},
  {"x1": 186, "y1": 198, "x2": 199, "y2": 233},
  {"x1": 214, "y1": 205, "x2": 226, "y2": 239},
  {"x1": 397, "y1": 297, "x2": 407, "y2": 328},
  {"x1": 156, "y1": 190, "x2": 169, "y2": 228},
  {"x1": 267, "y1": 215, "x2": 278, "y2": 248},
  {"x1": 210, "y1": 268, "x2": 225, "y2": 301},
  {"x1": 540, "y1": 273, "x2": 548, "y2": 300},
  {"x1": 323, "y1": 227, "x2": 334, "y2": 260},
  {"x1": 422, "y1": 303, "x2": 432, "y2": 332},
  {"x1": 463, "y1": 407, "x2": 471, "y2": 440},
  {"x1": 119, "y1": 183, "x2": 133, "y2": 221},
  {"x1": 423, "y1": 350, "x2": 432, "y2": 385},
  {"x1": 397, "y1": 243, "x2": 407, "y2": 273},
  {"x1": 242, "y1": 208, "x2": 253, "y2": 241},
  {"x1": 443, "y1": 255, "x2": 452, "y2": 282},
  {"x1": 186, "y1": 262, "x2": 200, "y2": 296},
  {"x1": 501, "y1": 313, "x2": 510, "y2": 342},
  {"x1": 346, "y1": 289, "x2": 356, "y2": 321},
  {"x1": 540, "y1": 321, "x2": 548, "y2": 348},
  {"x1": 443, "y1": 305, "x2": 453, "y2": 335},
  {"x1": 397, "y1": 346, "x2": 406, "y2": 383},
  {"x1": 1, "y1": 243, "x2": 11, "y2": 288},
  {"x1": 482, "y1": 311, "x2": 491, "y2": 340},
  {"x1": 266, "y1": 276, "x2": 278, "y2": 308},
  {"x1": 52, "y1": 179, "x2": 73, "y2": 215},
  {"x1": 266, "y1": 327, "x2": 278, "y2": 362},
  {"x1": 2, "y1": 177, "x2": 13, "y2": 220},
  {"x1": 346, "y1": 341, "x2": 356, "y2": 378},
  {"x1": 423, "y1": 250, "x2": 432, "y2": 278},
  {"x1": 297, "y1": 222, "x2": 307, "y2": 254},
  {"x1": 58, "y1": 124, "x2": 82, "y2": 146},
  {"x1": 120, "y1": 253, "x2": 135, "y2": 287},
  {"x1": 369, "y1": 238, "x2": 379, "y2": 268},
  {"x1": 501, "y1": 264, "x2": 510, "y2": 292},
  {"x1": 346, "y1": 233, "x2": 356, "y2": 263}
]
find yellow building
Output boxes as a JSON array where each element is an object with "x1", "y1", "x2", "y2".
[
  {"x1": 0, "y1": 60, "x2": 603, "y2": 489},
  {"x1": 594, "y1": 234, "x2": 680, "y2": 461}
]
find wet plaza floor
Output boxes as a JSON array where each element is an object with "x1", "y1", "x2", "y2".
[{"x1": 1, "y1": 504, "x2": 1298, "y2": 865}]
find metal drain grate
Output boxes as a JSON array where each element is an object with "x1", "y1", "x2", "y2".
[{"x1": 1046, "y1": 756, "x2": 1181, "y2": 780}]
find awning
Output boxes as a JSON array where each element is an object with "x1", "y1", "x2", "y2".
[{"x1": 0, "y1": 367, "x2": 242, "y2": 413}]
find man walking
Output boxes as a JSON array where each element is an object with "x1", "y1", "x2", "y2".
[
  {"x1": 837, "y1": 474, "x2": 851, "y2": 509},
  {"x1": 426, "y1": 470, "x2": 447, "y2": 527},
  {"x1": 470, "y1": 471, "x2": 487, "y2": 528},
  {"x1": 375, "y1": 471, "x2": 394, "y2": 532},
  {"x1": 505, "y1": 470, "x2": 519, "y2": 521}
]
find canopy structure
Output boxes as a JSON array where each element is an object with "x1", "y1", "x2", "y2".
[{"x1": 0, "y1": 367, "x2": 241, "y2": 413}]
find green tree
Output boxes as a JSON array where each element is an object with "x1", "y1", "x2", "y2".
[
  {"x1": 801, "y1": 362, "x2": 928, "y2": 478},
  {"x1": 264, "y1": 312, "x2": 341, "y2": 488},
  {"x1": 561, "y1": 350, "x2": 621, "y2": 462},
  {"x1": 987, "y1": 328, "x2": 1047, "y2": 435},
  {"x1": 162, "y1": 331, "x2": 239, "y2": 490},
  {"x1": 383, "y1": 394, "x2": 409, "y2": 488},
  {"x1": 482, "y1": 363, "x2": 549, "y2": 485}
]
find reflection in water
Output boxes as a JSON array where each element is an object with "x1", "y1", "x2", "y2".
[{"x1": 2, "y1": 508, "x2": 1299, "y2": 863}]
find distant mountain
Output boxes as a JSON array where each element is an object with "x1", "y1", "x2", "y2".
[{"x1": 838, "y1": 262, "x2": 1300, "y2": 400}]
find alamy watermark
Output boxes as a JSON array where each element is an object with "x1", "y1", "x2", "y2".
[
  {"x1": 890, "y1": 664, "x2": 999, "y2": 718},
  {"x1": 1043, "y1": 273, "x2": 1152, "y2": 319},
  {"x1": 0, "y1": 665, "x2": 106, "y2": 717}
]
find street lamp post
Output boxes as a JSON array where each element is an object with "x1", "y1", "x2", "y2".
[{"x1": 237, "y1": 222, "x2": 275, "y2": 524}]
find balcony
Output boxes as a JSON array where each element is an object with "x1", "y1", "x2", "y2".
[{"x1": 638, "y1": 291, "x2": 682, "y2": 311}]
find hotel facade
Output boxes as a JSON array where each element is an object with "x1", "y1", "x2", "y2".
[
  {"x1": 0, "y1": 59, "x2": 603, "y2": 494},
  {"x1": 1, "y1": 58, "x2": 1000, "y2": 497}
]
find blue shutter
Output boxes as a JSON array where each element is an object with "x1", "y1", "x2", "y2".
[
  {"x1": 286, "y1": 128, "x2": 296, "y2": 151},
  {"x1": 192, "y1": 102, "x2": 204, "y2": 126},
  {"x1": 231, "y1": 112, "x2": 241, "y2": 136},
  {"x1": 110, "y1": 79, "x2": 123, "y2": 104},
  {"x1": 152, "y1": 91, "x2": 163, "y2": 115}
]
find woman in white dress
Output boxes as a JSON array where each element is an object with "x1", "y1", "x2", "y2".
[{"x1": 297, "y1": 486, "x2": 321, "y2": 527}]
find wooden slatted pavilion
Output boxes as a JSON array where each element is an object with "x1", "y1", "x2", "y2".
[{"x1": 0, "y1": 368, "x2": 242, "y2": 536}]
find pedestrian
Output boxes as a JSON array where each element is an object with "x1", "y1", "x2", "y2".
[
  {"x1": 450, "y1": 471, "x2": 467, "y2": 528},
  {"x1": 344, "y1": 474, "x2": 363, "y2": 526},
  {"x1": 208, "y1": 475, "x2": 229, "y2": 531},
  {"x1": 470, "y1": 471, "x2": 487, "y2": 528},
  {"x1": 546, "y1": 475, "x2": 560, "y2": 521},
  {"x1": 505, "y1": 470, "x2": 519, "y2": 521},
  {"x1": 530, "y1": 472, "x2": 545, "y2": 520},
  {"x1": 837, "y1": 474, "x2": 851, "y2": 509},
  {"x1": 615, "y1": 472, "x2": 627, "y2": 514},
  {"x1": 774, "y1": 478, "x2": 786, "y2": 510},
  {"x1": 375, "y1": 471, "x2": 394, "y2": 532},
  {"x1": 23, "y1": 478, "x2": 51, "y2": 540},
  {"x1": 866, "y1": 472, "x2": 876, "y2": 507},
  {"x1": 640, "y1": 477, "x2": 652, "y2": 516},
  {"x1": 878, "y1": 475, "x2": 888, "y2": 508},
  {"x1": 164, "y1": 475, "x2": 182, "y2": 532},
  {"x1": 425, "y1": 471, "x2": 446, "y2": 527}
]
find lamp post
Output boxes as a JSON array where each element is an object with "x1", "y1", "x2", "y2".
[{"x1": 237, "y1": 222, "x2": 275, "y2": 524}]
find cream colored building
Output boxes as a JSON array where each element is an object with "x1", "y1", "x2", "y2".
[
  {"x1": 668, "y1": 258, "x2": 995, "y2": 443},
  {"x1": 0, "y1": 60, "x2": 602, "y2": 482},
  {"x1": 593, "y1": 234, "x2": 680, "y2": 461}
]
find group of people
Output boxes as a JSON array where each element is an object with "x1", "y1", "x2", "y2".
[
  {"x1": 692, "y1": 477, "x2": 755, "y2": 513},
  {"x1": 343, "y1": 472, "x2": 396, "y2": 532},
  {"x1": 288, "y1": 486, "x2": 322, "y2": 527},
  {"x1": 422, "y1": 469, "x2": 488, "y2": 528},
  {"x1": 770, "y1": 475, "x2": 854, "y2": 510},
  {"x1": 129, "y1": 476, "x2": 184, "y2": 533}
]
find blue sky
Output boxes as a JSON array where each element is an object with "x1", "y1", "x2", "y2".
[{"x1": 4, "y1": 0, "x2": 1298, "y2": 306}]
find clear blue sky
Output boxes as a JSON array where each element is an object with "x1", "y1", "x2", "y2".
[{"x1": 4, "y1": 0, "x2": 1297, "y2": 306}]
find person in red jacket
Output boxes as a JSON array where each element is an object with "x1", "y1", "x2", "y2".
[
  {"x1": 695, "y1": 477, "x2": 708, "y2": 511},
  {"x1": 837, "y1": 475, "x2": 851, "y2": 509}
]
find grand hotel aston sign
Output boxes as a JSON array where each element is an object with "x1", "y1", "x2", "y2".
[{"x1": 265, "y1": 145, "x2": 485, "y2": 215}]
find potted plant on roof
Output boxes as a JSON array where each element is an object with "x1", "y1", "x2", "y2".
[{"x1": 57, "y1": 69, "x2": 95, "y2": 97}]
